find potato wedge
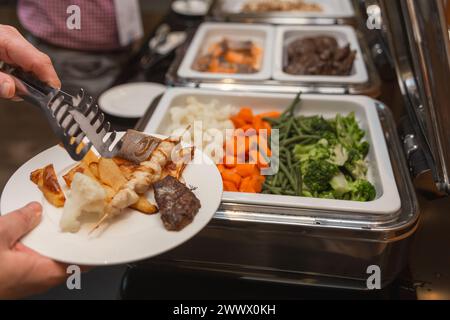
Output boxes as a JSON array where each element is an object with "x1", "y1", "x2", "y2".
[
  {"x1": 130, "y1": 197, "x2": 158, "y2": 215},
  {"x1": 30, "y1": 164, "x2": 66, "y2": 208},
  {"x1": 98, "y1": 158, "x2": 127, "y2": 192},
  {"x1": 89, "y1": 162, "x2": 100, "y2": 179},
  {"x1": 81, "y1": 149, "x2": 99, "y2": 167}
]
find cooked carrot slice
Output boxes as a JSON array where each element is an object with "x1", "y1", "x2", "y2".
[
  {"x1": 253, "y1": 117, "x2": 264, "y2": 132},
  {"x1": 221, "y1": 170, "x2": 242, "y2": 187},
  {"x1": 257, "y1": 111, "x2": 281, "y2": 119},
  {"x1": 238, "y1": 108, "x2": 254, "y2": 123},
  {"x1": 223, "y1": 181, "x2": 238, "y2": 192},
  {"x1": 231, "y1": 115, "x2": 246, "y2": 128},
  {"x1": 234, "y1": 164, "x2": 258, "y2": 178},
  {"x1": 224, "y1": 156, "x2": 237, "y2": 169},
  {"x1": 217, "y1": 164, "x2": 226, "y2": 173},
  {"x1": 261, "y1": 121, "x2": 272, "y2": 135},
  {"x1": 239, "y1": 177, "x2": 257, "y2": 193},
  {"x1": 250, "y1": 175, "x2": 265, "y2": 193},
  {"x1": 225, "y1": 51, "x2": 246, "y2": 64}
]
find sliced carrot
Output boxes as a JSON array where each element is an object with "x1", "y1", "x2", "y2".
[
  {"x1": 223, "y1": 181, "x2": 238, "y2": 192},
  {"x1": 230, "y1": 115, "x2": 246, "y2": 129},
  {"x1": 210, "y1": 44, "x2": 223, "y2": 57},
  {"x1": 238, "y1": 107, "x2": 254, "y2": 123},
  {"x1": 225, "y1": 51, "x2": 246, "y2": 64},
  {"x1": 253, "y1": 117, "x2": 265, "y2": 132},
  {"x1": 256, "y1": 111, "x2": 281, "y2": 119},
  {"x1": 234, "y1": 163, "x2": 257, "y2": 178},
  {"x1": 217, "y1": 164, "x2": 226, "y2": 173},
  {"x1": 239, "y1": 177, "x2": 256, "y2": 193},
  {"x1": 250, "y1": 175, "x2": 265, "y2": 193},
  {"x1": 260, "y1": 121, "x2": 271, "y2": 135},
  {"x1": 258, "y1": 135, "x2": 272, "y2": 157},
  {"x1": 241, "y1": 124, "x2": 254, "y2": 132},
  {"x1": 221, "y1": 170, "x2": 242, "y2": 187},
  {"x1": 224, "y1": 156, "x2": 237, "y2": 169},
  {"x1": 224, "y1": 136, "x2": 236, "y2": 155}
]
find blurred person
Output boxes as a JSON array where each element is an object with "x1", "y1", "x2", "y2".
[
  {"x1": 0, "y1": 24, "x2": 67, "y2": 299},
  {"x1": 17, "y1": 0, "x2": 143, "y2": 96}
]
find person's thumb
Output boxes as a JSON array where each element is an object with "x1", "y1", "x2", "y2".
[
  {"x1": 0, "y1": 202, "x2": 42, "y2": 249},
  {"x1": 0, "y1": 71, "x2": 15, "y2": 99}
]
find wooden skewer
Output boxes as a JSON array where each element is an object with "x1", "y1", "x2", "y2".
[{"x1": 89, "y1": 212, "x2": 110, "y2": 235}]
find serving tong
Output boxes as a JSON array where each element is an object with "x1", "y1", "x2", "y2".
[{"x1": 0, "y1": 61, "x2": 122, "y2": 161}]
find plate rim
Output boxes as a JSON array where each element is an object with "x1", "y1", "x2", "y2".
[{"x1": 98, "y1": 82, "x2": 166, "y2": 119}]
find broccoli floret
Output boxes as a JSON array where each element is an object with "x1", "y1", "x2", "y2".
[
  {"x1": 318, "y1": 191, "x2": 337, "y2": 200},
  {"x1": 345, "y1": 158, "x2": 368, "y2": 181},
  {"x1": 349, "y1": 180, "x2": 376, "y2": 202},
  {"x1": 301, "y1": 116, "x2": 335, "y2": 136},
  {"x1": 330, "y1": 144, "x2": 349, "y2": 166},
  {"x1": 357, "y1": 141, "x2": 370, "y2": 158},
  {"x1": 336, "y1": 113, "x2": 365, "y2": 147},
  {"x1": 303, "y1": 160, "x2": 339, "y2": 193},
  {"x1": 344, "y1": 147, "x2": 369, "y2": 180},
  {"x1": 330, "y1": 172, "x2": 350, "y2": 196},
  {"x1": 294, "y1": 140, "x2": 330, "y2": 163}
]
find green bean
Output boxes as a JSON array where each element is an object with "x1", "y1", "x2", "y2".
[
  {"x1": 263, "y1": 117, "x2": 281, "y2": 126},
  {"x1": 264, "y1": 185, "x2": 283, "y2": 195},
  {"x1": 285, "y1": 149, "x2": 292, "y2": 169},
  {"x1": 282, "y1": 92, "x2": 302, "y2": 117},
  {"x1": 292, "y1": 120, "x2": 303, "y2": 136},
  {"x1": 279, "y1": 162, "x2": 297, "y2": 191},
  {"x1": 271, "y1": 173, "x2": 279, "y2": 187},
  {"x1": 281, "y1": 135, "x2": 320, "y2": 147},
  {"x1": 298, "y1": 120, "x2": 312, "y2": 134}
]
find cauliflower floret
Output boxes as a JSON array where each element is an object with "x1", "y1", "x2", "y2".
[{"x1": 60, "y1": 173, "x2": 106, "y2": 233}]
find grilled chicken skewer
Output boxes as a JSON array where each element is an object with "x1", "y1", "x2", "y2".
[{"x1": 90, "y1": 131, "x2": 194, "y2": 233}]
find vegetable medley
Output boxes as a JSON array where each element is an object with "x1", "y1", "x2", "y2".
[{"x1": 262, "y1": 93, "x2": 376, "y2": 202}]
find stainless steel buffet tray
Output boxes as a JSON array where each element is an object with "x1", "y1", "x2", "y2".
[
  {"x1": 137, "y1": 99, "x2": 419, "y2": 290},
  {"x1": 208, "y1": 0, "x2": 357, "y2": 25},
  {"x1": 166, "y1": 27, "x2": 381, "y2": 97}
]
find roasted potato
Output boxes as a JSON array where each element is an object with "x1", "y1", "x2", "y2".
[
  {"x1": 30, "y1": 164, "x2": 66, "y2": 208},
  {"x1": 81, "y1": 149, "x2": 99, "y2": 167},
  {"x1": 98, "y1": 158, "x2": 127, "y2": 192},
  {"x1": 88, "y1": 162, "x2": 100, "y2": 179},
  {"x1": 130, "y1": 197, "x2": 158, "y2": 215}
]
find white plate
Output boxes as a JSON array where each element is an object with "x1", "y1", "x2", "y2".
[
  {"x1": 177, "y1": 22, "x2": 274, "y2": 81},
  {"x1": 144, "y1": 88, "x2": 401, "y2": 216},
  {"x1": 172, "y1": 0, "x2": 211, "y2": 16},
  {"x1": 273, "y1": 25, "x2": 369, "y2": 84},
  {"x1": 0, "y1": 134, "x2": 222, "y2": 266},
  {"x1": 98, "y1": 83, "x2": 166, "y2": 119},
  {"x1": 220, "y1": 0, "x2": 354, "y2": 18}
]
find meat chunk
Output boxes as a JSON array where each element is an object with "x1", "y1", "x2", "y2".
[
  {"x1": 284, "y1": 36, "x2": 356, "y2": 76},
  {"x1": 154, "y1": 176, "x2": 201, "y2": 231}
]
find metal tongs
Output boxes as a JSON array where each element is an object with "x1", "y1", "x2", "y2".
[{"x1": 0, "y1": 61, "x2": 124, "y2": 161}]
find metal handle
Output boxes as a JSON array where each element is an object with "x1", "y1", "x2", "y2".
[{"x1": 0, "y1": 61, "x2": 58, "y2": 107}]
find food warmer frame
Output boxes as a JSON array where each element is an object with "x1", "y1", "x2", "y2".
[{"x1": 135, "y1": 0, "x2": 450, "y2": 290}]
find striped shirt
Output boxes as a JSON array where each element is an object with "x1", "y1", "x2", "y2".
[{"x1": 18, "y1": 0, "x2": 122, "y2": 51}]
